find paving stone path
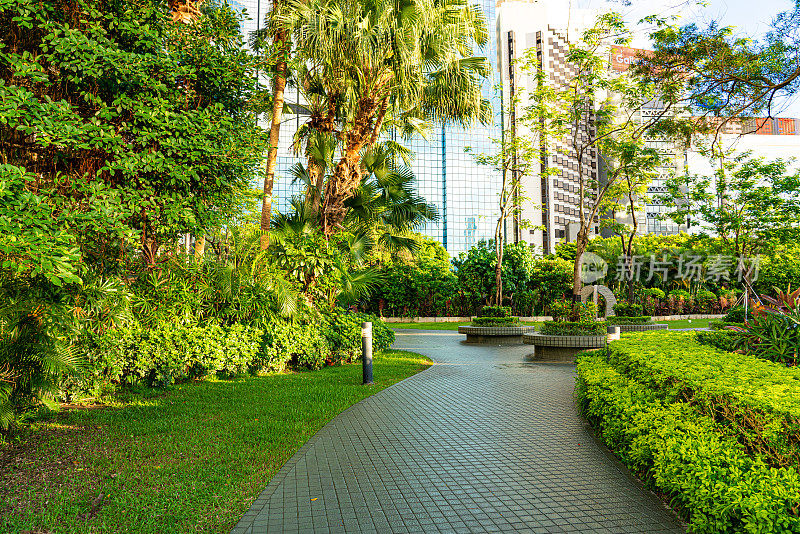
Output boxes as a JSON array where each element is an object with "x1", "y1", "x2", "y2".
[{"x1": 233, "y1": 331, "x2": 684, "y2": 533}]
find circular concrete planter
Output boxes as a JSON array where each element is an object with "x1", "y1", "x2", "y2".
[
  {"x1": 615, "y1": 323, "x2": 668, "y2": 333},
  {"x1": 522, "y1": 332, "x2": 607, "y2": 362},
  {"x1": 458, "y1": 325, "x2": 536, "y2": 344}
]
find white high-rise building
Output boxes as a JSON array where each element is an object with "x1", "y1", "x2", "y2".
[{"x1": 496, "y1": 0, "x2": 800, "y2": 249}]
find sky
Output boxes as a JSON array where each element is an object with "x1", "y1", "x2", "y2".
[{"x1": 579, "y1": 0, "x2": 800, "y2": 116}]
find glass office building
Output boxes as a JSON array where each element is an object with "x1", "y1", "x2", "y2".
[{"x1": 236, "y1": 0, "x2": 503, "y2": 257}]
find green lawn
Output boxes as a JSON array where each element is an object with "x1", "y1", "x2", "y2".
[
  {"x1": 0, "y1": 350, "x2": 431, "y2": 533},
  {"x1": 388, "y1": 318, "x2": 713, "y2": 330}
]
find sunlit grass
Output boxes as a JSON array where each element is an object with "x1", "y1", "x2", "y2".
[{"x1": 1, "y1": 350, "x2": 431, "y2": 533}]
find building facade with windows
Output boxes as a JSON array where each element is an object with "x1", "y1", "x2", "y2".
[{"x1": 496, "y1": 0, "x2": 601, "y2": 254}]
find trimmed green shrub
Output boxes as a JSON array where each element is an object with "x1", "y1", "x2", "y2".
[
  {"x1": 541, "y1": 321, "x2": 607, "y2": 336},
  {"x1": 471, "y1": 316, "x2": 520, "y2": 327},
  {"x1": 258, "y1": 321, "x2": 331, "y2": 372},
  {"x1": 725, "y1": 306, "x2": 750, "y2": 323},
  {"x1": 696, "y1": 289, "x2": 717, "y2": 309},
  {"x1": 605, "y1": 332, "x2": 800, "y2": 468},
  {"x1": 576, "y1": 353, "x2": 800, "y2": 533},
  {"x1": 608, "y1": 316, "x2": 652, "y2": 325},
  {"x1": 613, "y1": 302, "x2": 643, "y2": 317},
  {"x1": 549, "y1": 301, "x2": 572, "y2": 321},
  {"x1": 479, "y1": 306, "x2": 512, "y2": 317},
  {"x1": 709, "y1": 320, "x2": 746, "y2": 331},
  {"x1": 322, "y1": 311, "x2": 395, "y2": 363},
  {"x1": 643, "y1": 287, "x2": 665, "y2": 299},
  {"x1": 695, "y1": 330, "x2": 741, "y2": 353},
  {"x1": 86, "y1": 323, "x2": 264, "y2": 389}
]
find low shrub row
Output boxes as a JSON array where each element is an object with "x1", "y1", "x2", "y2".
[
  {"x1": 479, "y1": 305, "x2": 512, "y2": 317},
  {"x1": 471, "y1": 316, "x2": 520, "y2": 327},
  {"x1": 695, "y1": 330, "x2": 741, "y2": 353},
  {"x1": 604, "y1": 332, "x2": 800, "y2": 468},
  {"x1": 708, "y1": 320, "x2": 746, "y2": 330},
  {"x1": 64, "y1": 312, "x2": 394, "y2": 399},
  {"x1": 540, "y1": 321, "x2": 606, "y2": 336},
  {"x1": 613, "y1": 302, "x2": 643, "y2": 317},
  {"x1": 577, "y1": 352, "x2": 800, "y2": 533},
  {"x1": 81, "y1": 323, "x2": 265, "y2": 391},
  {"x1": 607, "y1": 316, "x2": 652, "y2": 325}
]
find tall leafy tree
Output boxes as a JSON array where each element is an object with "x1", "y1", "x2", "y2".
[
  {"x1": 662, "y1": 152, "x2": 800, "y2": 295},
  {"x1": 0, "y1": 0, "x2": 265, "y2": 426},
  {"x1": 278, "y1": 0, "x2": 492, "y2": 233},
  {"x1": 0, "y1": 0, "x2": 266, "y2": 268},
  {"x1": 521, "y1": 13, "x2": 692, "y2": 301},
  {"x1": 640, "y1": 2, "x2": 800, "y2": 130}
]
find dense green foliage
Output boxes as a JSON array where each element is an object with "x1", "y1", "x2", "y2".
[
  {"x1": 1, "y1": 0, "x2": 266, "y2": 263},
  {"x1": 479, "y1": 306, "x2": 512, "y2": 318},
  {"x1": 695, "y1": 330, "x2": 741, "y2": 353},
  {"x1": 577, "y1": 351, "x2": 800, "y2": 533},
  {"x1": 612, "y1": 302, "x2": 643, "y2": 317},
  {"x1": 607, "y1": 316, "x2": 652, "y2": 325},
  {"x1": 0, "y1": 0, "x2": 270, "y2": 429},
  {"x1": 471, "y1": 316, "x2": 520, "y2": 327},
  {"x1": 725, "y1": 307, "x2": 751, "y2": 323},
  {"x1": 540, "y1": 321, "x2": 607, "y2": 336},
  {"x1": 604, "y1": 332, "x2": 800, "y2": 468}
]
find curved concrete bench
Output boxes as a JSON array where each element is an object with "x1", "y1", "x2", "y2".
[
  {"x1": 614, "y1": 323, "x2": 668, "y2": 333},
  {"x1": 458, "y1": 325, "x2": 536, "y2": 344},
  {"x1": 522, "y1": 333, "x2": 607, "y2": 362}
]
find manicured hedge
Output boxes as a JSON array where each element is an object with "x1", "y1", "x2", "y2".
[
  {"x1": 613, "y1": 302, "x2": 643, "y2": 317},
  {"x1": 577, "y1": 352, "x2": 800, "y2": 534},
  {"x1": 321, "y1": 311, "x2": 395, "y2": 362},
  {"x1": 607, "y1": 316, "x2": 652, "y2": 325},
  {"x1": 540, "y1": 321, "x2": 607, "y2": 336},
  {"x1": 605, "y1": 332, "x2": 800, "y2": 469},
  {"x1": 708, "y1": 320, "x2": 746, "y2": 331},
  {"x1": 479, "y1": 305, "x2": 512, "y2": 317},
  {"x1": 259, "y1": 321, "x2": 331, "y2": 372},
  {"x1": 69, "y1": 312, "x2": 395, "y2": 396},
  {"x1": 471, "y1": 316, "x2": 520, "y2": 327},
  {"x1": 695, "y1": 330, "x2": 741, "y2": 353},
  {"x1": 86, "y1": 323, "x2": 265, "y2": 389}
]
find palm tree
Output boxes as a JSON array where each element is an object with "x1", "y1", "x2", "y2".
[
  {"x1": 345, "y1": 145, "x2": 438, "y2": 253},
  {"x1": 278, "y1": 0, "x2": 492, "y2": 234},
  {"x1": 251, "y1": 0, "x2": 292, "y2": 250}
]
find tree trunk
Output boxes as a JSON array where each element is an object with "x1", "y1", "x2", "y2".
[
  {"x1": 572, "y1": 228, "x2": 589, "y2": 302},
  {"x1": 625, "y1": 184, "x2": 638, "y2": 302},
  {"x1": 494, "y1": 252, "x2": 503, "y2": 306},
  {"x1": 321, "y1": 140, "x2": 364, "y2": 234},
  {"x1": 194, "y1": 235, "x2": 205, "y2": 259},
  {"x1": 306, "y1": 155, "x2": 324, "y2": 215},
  {"x1": 320, "y1": 97, "x2": 379, "y2": 234},
  {"x1": 260, "y1": 26, "x2": 288, "y2": 250}
]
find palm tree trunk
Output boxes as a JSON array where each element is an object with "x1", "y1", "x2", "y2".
[{"x1": 260, "y1": 26, "x2": 288, "y2": 250}]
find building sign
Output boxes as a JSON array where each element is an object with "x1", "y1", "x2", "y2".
[{"x1": 610, "y1": 46, "x2": 649, "y2": 72}]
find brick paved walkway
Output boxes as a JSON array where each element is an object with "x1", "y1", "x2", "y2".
[{"x1": 233, "y1": 331, "x2": 684, "y2": 533}]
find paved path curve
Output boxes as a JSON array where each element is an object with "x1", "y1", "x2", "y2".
[{"x1": 233, "y1": 331, "x2": 684, "y2": 533}]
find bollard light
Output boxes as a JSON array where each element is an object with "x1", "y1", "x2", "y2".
[{"x1": 361, "y1": 322, "x2": 373, "y2": 385}]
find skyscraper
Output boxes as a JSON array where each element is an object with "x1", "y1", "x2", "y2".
[{"x1": 235, "y1": 0, "x2": 503, "y2": 257}]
